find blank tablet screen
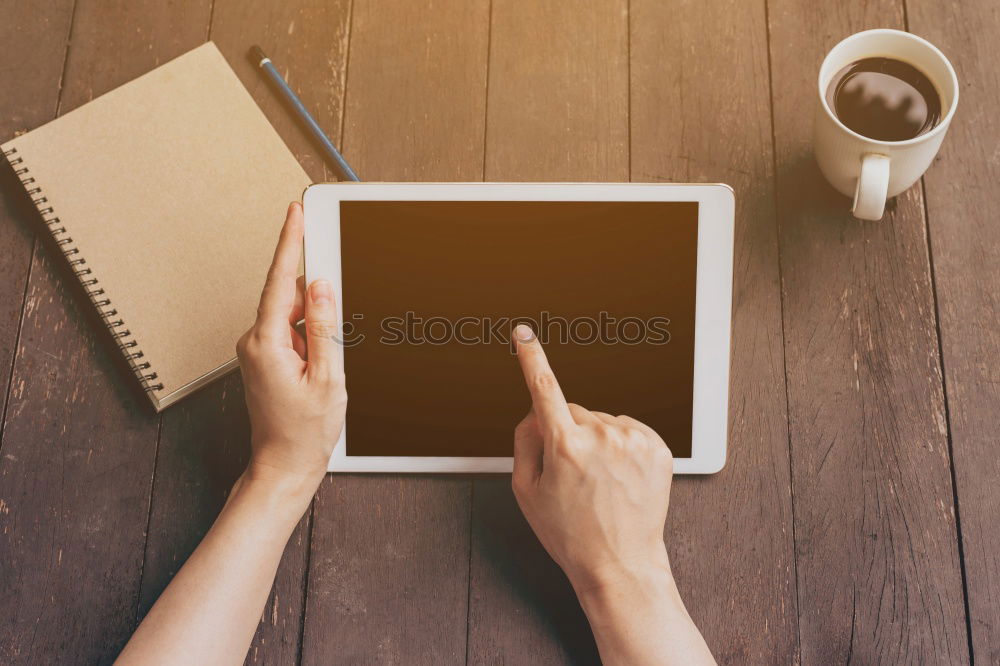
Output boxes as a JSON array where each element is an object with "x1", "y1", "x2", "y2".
[{"x1": 339, "y1": 201, "x2": 698, "y2": 458}]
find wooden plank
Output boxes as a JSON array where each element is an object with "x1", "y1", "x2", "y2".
[
  {"x1": 136, "y1": 2, "x2": 353, "y2": 663},
  {"x1": 482, "y1": 0, "x2": 629, "y2": 184},
  {"x1": 629, "y1": 0, "x2": 799, "y2": 662},
  {"x1": 468, "y1": 1, "x2": 627, "y2": 663},
  {"x1": 0, "y1": 2, "x2": 212, "y2": 662},
  {"x1": 906, "y1": 1, "x2": 1000, "y2": 661},
  {"x1": 0, "y1": 252, "x2": 159, "y2": 665},
  {"x1": 0, "y1": 0, "x2": 75, "y2": 450},
  {"x1": 766, "y1": 1, "x2": 969, "y2": 662},
  {"x1": 298, "y1": 0, "x2": 490, "y2": 663}
]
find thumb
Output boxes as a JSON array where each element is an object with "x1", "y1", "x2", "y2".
[{"x1": 305, "y1": 279, "x2": 341, "y2": 378}]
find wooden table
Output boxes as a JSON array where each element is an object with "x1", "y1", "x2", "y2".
[{"x1": 1, "y1": 1, "x2": 996, "y2": 664}]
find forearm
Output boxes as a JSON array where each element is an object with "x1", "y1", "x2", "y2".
[
  {"x1": 117, "y1": 468, "x2": 317, "y2": 665},
  {"x1": 574, "y1": 556, "x2": 715, "y2": 666}
]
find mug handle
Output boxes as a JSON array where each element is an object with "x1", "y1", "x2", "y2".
[{"x1": 852, "y1": 153, "x2": 890, "y2": 220}]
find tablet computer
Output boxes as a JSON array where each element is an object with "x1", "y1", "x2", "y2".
[{"x1": 303, "y1": 183, "x2": 733, "y2": 474}]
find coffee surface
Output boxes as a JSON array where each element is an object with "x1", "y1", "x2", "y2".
[{"x1": 826, "y1": 57, "x2": 941, "y2": 141}]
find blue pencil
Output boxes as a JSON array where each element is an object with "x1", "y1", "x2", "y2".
[{"x1": 251, "y1": 45, "x2": 360, "y2": 182}]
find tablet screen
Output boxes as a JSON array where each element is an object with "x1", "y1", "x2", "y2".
[{"x1": 339, "y1": 200, "x2": 698, "y2": 458}]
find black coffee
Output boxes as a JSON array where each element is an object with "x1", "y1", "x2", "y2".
[{"x1": 826, "y1": 57, "x2": 942, "y2": 141}]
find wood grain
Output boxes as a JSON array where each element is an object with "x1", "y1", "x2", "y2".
[
  {"x1": 337, "y1": 0, "x2": 491, "y2": 181},
  {"x1": 0, "y1": 251, "x2": 158, "y2": 665},
  {"x1": 136, "y1": 3, "x2": 353, "y2": 663},
  {"x1": 299, "y1": 0, "x2": 490, "y2": 663},
  {"x1": 0, "y1": 2, "x2": 212, "y2": 662},
  {"x1": 906, "y1": 0, "x2": 1000, "y2": 661},
  {"x1": 483, "y1": 0, "x2": 629, "y2": 184},
  {"x1": 0, "y1": 0, "x2": 75, "y2": 450},
  {"x1": 468, "y1": 1, "x2": 627, "y2": 663},
  {"x1": 629, "y1": 0, "x2": 799, "y2": 662},
  {"x1": 766, "y1": 0, "x2": 970, "y2": 662}
]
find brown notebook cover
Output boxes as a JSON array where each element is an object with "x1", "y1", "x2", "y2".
[{"x1": 1, "y1": 42, "x2": 311, "y2": 411}]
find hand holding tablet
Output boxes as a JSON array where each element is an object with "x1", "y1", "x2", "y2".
[
  {"x1": 235, "y1": 202, "x2": 348, "y2": 489},
  {"x1": 221, "y1": 203, "x2": 715, "y2": 666}
]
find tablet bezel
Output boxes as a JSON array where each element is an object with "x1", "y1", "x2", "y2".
[{"x1": 303, "y1": 182, "x2": 733, "y2": 474}]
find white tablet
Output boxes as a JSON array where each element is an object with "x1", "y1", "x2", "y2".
[{"x1": 303, "y1": 183, "x2": 733, "y2": 474}]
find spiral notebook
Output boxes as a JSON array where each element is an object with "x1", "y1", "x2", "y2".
[{"x1": 1, "y1": 42, "x2": 310, "y2": 411}]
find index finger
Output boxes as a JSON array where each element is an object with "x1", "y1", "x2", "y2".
[
  {"x1": 257, "y1": 202, "x2": 304, "y2": 335},
  {"x1": 512, "y1": 324, "x2": 574, "y2": 432}
]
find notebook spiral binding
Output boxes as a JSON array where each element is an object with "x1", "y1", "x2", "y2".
[{"x1": 3, "y1": 146, "x2": 164, "y2": 394}]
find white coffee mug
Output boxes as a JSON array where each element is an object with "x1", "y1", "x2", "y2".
[{"x1": 814, "y1": 29, "x2": 958, "y2": 220}]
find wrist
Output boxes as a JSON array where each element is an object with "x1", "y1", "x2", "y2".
[
  {"x1": 572, "y1": 550, "x2": 715, "y2": 664},
  {"x1": 238, "y1": 460, "x2": 323, "y2": 514},
  {"x1": 572, "y1": 550, "x2": 687, "y2": 622}
]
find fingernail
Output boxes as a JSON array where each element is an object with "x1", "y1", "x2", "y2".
[
  {"x1": 513, "y1": 324, "x2": 535, "y2": 343},
  {"x1": 310, "y1": 279, "x2": 333, "y2": 304}
]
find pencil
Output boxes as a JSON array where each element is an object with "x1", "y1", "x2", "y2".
[{"x1": 250, "y1": 45, "x2": 360, "y2": 182}]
